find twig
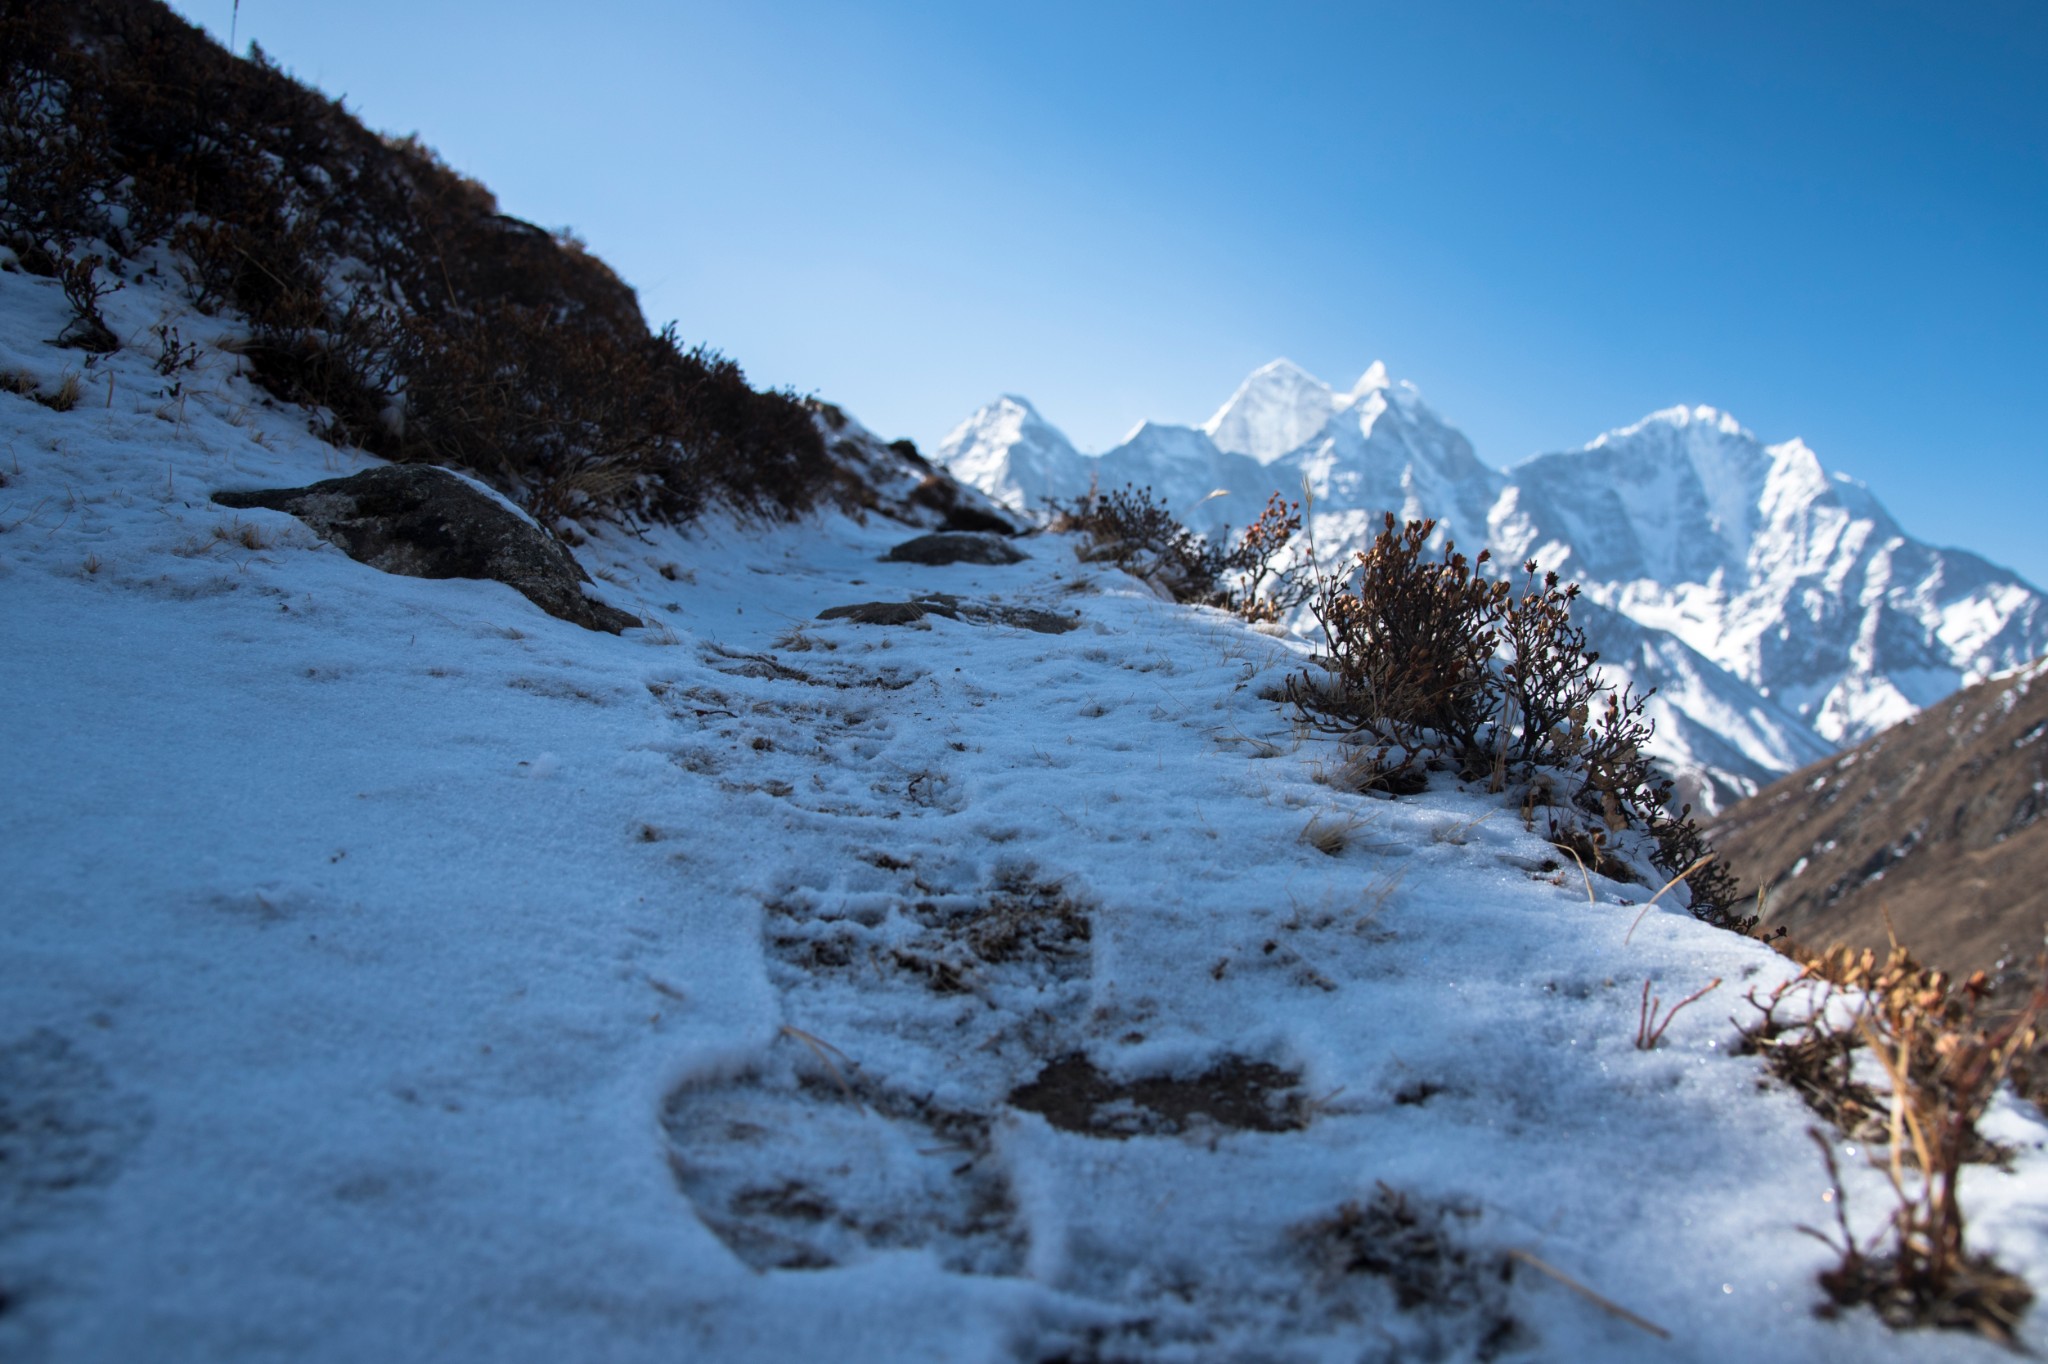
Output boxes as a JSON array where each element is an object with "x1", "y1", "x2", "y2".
[
  {"x1": 1506, "y1": 1248, "x2": 1671, "y2": 1340},
  {"x1": 1557, "y1": 840, "x2": 1595, "y2": 904},
  {"x1": 1622, "y1": 854, "x2": 1716, "y2": 945},
  {"x1": 1636, "y1": 976, "x2": 1722, "y2": 1049},
  {"x1": 779, "y1": 1024, "x2": 862, "y2": 1112}
]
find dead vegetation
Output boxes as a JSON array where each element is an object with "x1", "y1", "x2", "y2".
[
  {"x1": 1049, "y1": 484, "x2": 1313, "y2": 619},
  {"x1": 1738, "y1": 942, "x2": 2045, "y2": 1341},
  {"x1": 1285, "y1": 513, "x2": 1750, "y2": 930}
]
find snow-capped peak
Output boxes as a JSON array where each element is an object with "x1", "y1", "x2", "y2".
[
  {"x1": 936, "y1": 394, "x2": 1088, "y2": 513},
  {"x1": 1345, "y1": 360, "x2": 1391, "y2": 400},
  {"x1": 1201, "y1": 358, "x2": 1342, "y2": 465},
  {"x1": 1586, "y1": 403, "x2": 1751, "y2": 451}
]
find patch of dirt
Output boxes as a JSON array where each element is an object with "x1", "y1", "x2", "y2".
[
  {"x1": 769, "y1": 867, "x2": 1094, "y2": 995},
  {"x1": 909, "y1": 867, "x2": 1090, "y2": 968},
  {"x1": 1545, "y1": 824, "x2": 1639, "y2": 886},
  {"x1": 1295, "y1": 1185, "x2": 1529, "y2": 1360},
  {"x1": 0, "y1": 1030, "x2": 150, "y2": 1235},
  {"x1": 1007, "y1": 1054, "x2": 1306, "y2": 1139},
  {"x1": 701, "y1": 645, "x2": 922, "y2": 691},
  {"x1": 663, "y1": 1061, "x2": 1023, "y2": 1275}
]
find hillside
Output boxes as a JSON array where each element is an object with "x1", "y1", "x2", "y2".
[
  {"x1": 1709, "y1": 660, "x2": 2048, "y2": 987},
  {"x1": 8, "y1": 7, "x2": 2048, "y2": 1362}
]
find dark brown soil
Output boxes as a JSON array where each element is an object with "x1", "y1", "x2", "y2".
[
  {"x1": 1295, "y1": 1185, "x2": 1527, "y2": 1358},
  {"x1": 1006, "y1": 1054, "x2": 1305, "y2": 1138}
]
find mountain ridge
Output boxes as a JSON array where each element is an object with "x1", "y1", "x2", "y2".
[{"x1": 937, "y1": 361, "x2": 2048, "y2": 808}]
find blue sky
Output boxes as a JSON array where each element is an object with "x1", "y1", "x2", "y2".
[{"x1": 170, "y1": 2, "x2": 2048, "y2": 582}]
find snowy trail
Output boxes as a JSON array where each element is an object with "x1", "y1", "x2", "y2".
[{"x1": 5, "y1": 258, "x2": 2048, "y2": 1361}]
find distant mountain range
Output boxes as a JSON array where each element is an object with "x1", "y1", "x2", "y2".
[{"x1": 937, "y1": 360, "x2": 2048, "y2": 809}]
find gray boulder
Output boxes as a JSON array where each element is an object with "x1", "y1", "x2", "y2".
[
  {"x1": 883, "y1": 532, "x2": 1028, "y2": 566},
  {"x1": 213, "y1": 464, "x2": 640, "y2": 634},
  {"x1": 818, "y1": 593, "x2": 1077, "y2": 635}
]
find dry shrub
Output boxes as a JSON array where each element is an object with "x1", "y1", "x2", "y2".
[
  {"x1": 1049, "y1": 485, "x2": 1313, "y2": 617},
  {"x1": 1292, "y1": 515, "x2": 1504, "y2": 756},
  {"x1": 1050, "y1": 483, "x2": 1227, "y2": 602},
  {"x1": 1739, "y1": 942, "x2": 2044, "y2": 1340},
  {"x1": 56, "y1": 253, "x2": 119, "y2": 351},
  {"x1": 1286, "y1": 514, "x2": 1748, "y2": 927}
]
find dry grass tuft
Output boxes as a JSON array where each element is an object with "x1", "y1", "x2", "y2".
[
  {"x1": 1300, "y1": 810, "x2": 1370, "y2": 857},
  {"x1": 38, "y1": 372, "x2": 80, "y2": 412},
  {"x1": 1634, "y1": 975, "x2": 1720, "y2": 1049}
]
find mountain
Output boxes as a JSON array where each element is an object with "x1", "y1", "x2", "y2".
[
  {"x1": 931, "y1": 395, "x2": 1091, "y2": 514},
  {"x1": 1200, "y1": 357, "x2": 1350, "y2": 464},
  {"x1": 940, "y1": 362, "x2": 1501, "y2": 548},
  {"x1": 1568, "y1": 596, "x2": 1835, "y2": 814},
  {"x1": 939, "y1": 365, "x2": 2048, "y2": 808},
  {"x1": 1707, "y1": 659, "x2": 2048, "y2": 985},
  {"x1": 1494, "y1": 405, "x2": 2048, "y2": 745}
]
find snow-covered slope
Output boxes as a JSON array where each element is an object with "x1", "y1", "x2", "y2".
[
  {"x1": 14, "y1": 258, "x2": 2048, "y2": 1363},
  {"x1": 940, "y1": 367, "x2": 2048, "y2": 801}
]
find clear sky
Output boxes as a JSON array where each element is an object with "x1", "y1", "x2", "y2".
[{"x1": 167, "y1": 2, "x2": 2048, "y2": 583}]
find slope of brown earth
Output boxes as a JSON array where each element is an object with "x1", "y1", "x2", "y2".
[{"x1": 1707, "y1": 661, "x2": 2048, "y2": 986}]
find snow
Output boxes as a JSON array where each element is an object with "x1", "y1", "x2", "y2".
[{"x1": 9, "y1": 261, "x2": 2048, "y2": 1363}]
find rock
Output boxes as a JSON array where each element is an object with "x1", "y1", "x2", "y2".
[
  {"x1": 817, "y1": 594, "x2": 1078, "y2": 635},
  {"x1": 818, "y1": 601, "x2": 945, "y2": 628},
  {"x1": 212, "y1": 465, "x2": 640, "y2": 633},
  {"x1": 988, "y1": 607, "x2": 1079, "y2": 635},
  {"x1": 906, "y1": 475, "x2": 1022, "y2": 534},
  {"x1": 883, "y1": 533, "x2": 1028, "y2": 566}
]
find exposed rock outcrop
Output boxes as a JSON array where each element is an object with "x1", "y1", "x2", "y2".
[
  {"x1": 883, "y1": 533, "x2": 1028, "y2": 566},
  {"x1": 213, "y1": 465, "x2": 640, "y2": 633}
]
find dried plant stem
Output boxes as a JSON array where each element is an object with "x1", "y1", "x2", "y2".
[
  {"x1": 1622, "y1": 854, "x2": 1717, "y2": 946},
  {"x1": 1506, "y1": 1248, "x2": 1671, "y2": 1340},
  {"x1": 1636, "y1": 976, "x2": 1722, "y2": 1050},
  {"x1": 1557, "y1": 840, "x2": 1594, "y2": 904},
  {"x1": 779, "y1": 1024, "x2": 862, "y2": 1112}
]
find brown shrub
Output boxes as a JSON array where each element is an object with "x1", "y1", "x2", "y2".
[{"x1": 1286, "y1": 514, "x2": 1748, "y2": 927}]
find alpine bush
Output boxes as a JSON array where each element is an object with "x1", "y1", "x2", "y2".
[
  {"x1": 1289, "y1": 513, "x2": 1748, "y2": 928},
  {"x1": 1051, "y1": 484, "x2": 1313, "y2": 620}
]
